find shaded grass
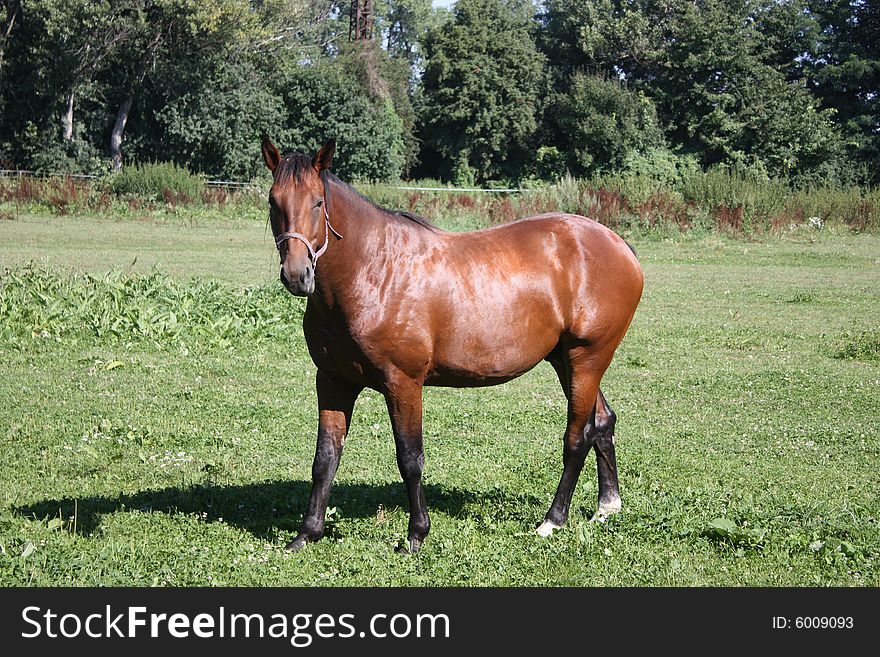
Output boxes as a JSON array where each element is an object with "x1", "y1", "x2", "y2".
[{"x1": 0, "y1": 215, "x2": 878, "y2": 586}]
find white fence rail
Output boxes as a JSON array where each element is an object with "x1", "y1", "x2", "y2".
[
  {"x1": 0, "y1": 169, "x2": 98, "y2": 180},
  {"x1": 0, "y1": 169, "x2": 261, "y2": 189}
]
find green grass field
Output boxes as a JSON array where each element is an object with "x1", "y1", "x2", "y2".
[{"x1": 1, "y1": 211, "x2": 878, "y2": 586}]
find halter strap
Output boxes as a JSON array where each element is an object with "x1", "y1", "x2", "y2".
[{"x1": 274, "y1": 200, "x2": 343, "y2": 262}]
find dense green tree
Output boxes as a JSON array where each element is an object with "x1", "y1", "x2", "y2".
[
  {"x1": 1, "y1": 0, "x2": 876, "y2": 183},
  {"x1": 141, "y1": 52, "x2": 285, "y2": 180},
  {"x1": 103, "y1": 0, "x2": 259, "y2": 171},
  {"x1": 127, "y1": 45, "x2": 407, "y2": 181},
  {"x1": 541, "y1": 0, "x2": 852, "y2": 182},
  {"x1": 0, "y1": 0, "x2": 263, "y2": 172},
  {"x1": 0, "y1": 0, "x2": 118, "y2": 171},
  {"x1": 419, "y1": 0, "x2": 549, "y2": 182},
  {"x1": 752, "y1": 0, "x2": 821, "y2": 83},
  {"x1": 0, "y1": 1, "x2": 17, "y2": 71},
  {"x1": 338, "y1": 40, "x2": 419, "y2": 175},
  {"x1": 274, "y1": 56, "x2": 406, "y2": 181},
  {"x1": 807, "y1": 0, "x2": 880, "y2": 181},
  {"x1": 379, "y1": 0, "x2": 434, "y2": 71},
  {"x1": 651, "y1": 0, "x2": 845, "y2": 181},
  {"x1": 554, "y1": 73, "x2": 665, "y2": 176},
  {"x1": 31, "y1": 1, "x2": 119, "y2": 143},
  {"x1": 539, "y1": 0, "x2": 680, "y2": 83},
  {"x1": 0, "y1": 0, "x2": 412, "y2": 179}
]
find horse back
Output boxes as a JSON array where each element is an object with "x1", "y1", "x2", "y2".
[{"x1": 418, "y1": 213, "x2": 643, "y2": 383}]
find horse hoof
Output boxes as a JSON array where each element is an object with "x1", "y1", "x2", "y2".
[
  {"x1": 590, "y1": 498, "x2": 622, "y2": 523},
  {"x1": 286, "y1": 535, "x2": 310, "y2": 551},
  {"x1": 395, "y1": 537, "x2": 423, "y2": 554},
  {"x1": 536, "y1": 520, "x2": 561, "y2": 537}
]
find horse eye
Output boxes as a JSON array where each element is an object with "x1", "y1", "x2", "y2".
[{"x1": 315, "y1": 199, "x2": 323, "y2": 208}]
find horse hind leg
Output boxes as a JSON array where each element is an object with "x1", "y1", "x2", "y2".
[
  {"x1": 538, "y1": 348, "x2": 604, "y2": 536},
  {"x1": 591, "y1": 389, "x2": 621, "y2": 522}
]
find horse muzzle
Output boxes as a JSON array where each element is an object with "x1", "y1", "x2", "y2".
[{"x1": 280, "y1": 264, "x2": 315, "y2": 296}]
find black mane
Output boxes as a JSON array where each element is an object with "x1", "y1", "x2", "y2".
[
  {"x1": 274, "y1": 153, "x2": 314, "y2": 185},
  {"x1": 275, "y1": 152, "x2": 436, "y2": 231}
]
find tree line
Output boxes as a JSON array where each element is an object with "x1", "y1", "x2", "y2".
[{"x1": 0, "y1": 0, "x2": 877, "y2": 186}]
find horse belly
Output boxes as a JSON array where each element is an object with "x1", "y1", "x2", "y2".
[{"x1": 427, "y1": 293, "x2": 563, "y2": 387}]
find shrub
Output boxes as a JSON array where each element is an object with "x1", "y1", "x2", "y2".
[
  {"x1": 621, "y1": 147, "x2": 701, "y2": 186},
  {"x1": 110, "y1": 162, "x2": 204, "y2": 202},
  {"x1": 274, "y1": 61, "x2": 407, "y2": 183},
  {"x1": 554, "y1": 74, "x2": 666, "y2": 177},
  {"x1": 534, "y1": 146, "x2": 568, "y2": 181}
]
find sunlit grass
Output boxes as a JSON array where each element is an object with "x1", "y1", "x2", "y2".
[{"x1": 1, "y1": 214, "x2": 878, "y2": 586}]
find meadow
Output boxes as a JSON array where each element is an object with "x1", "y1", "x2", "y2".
[{"x1": 1, "y1": 206, "x2": 878, "y2": 586}]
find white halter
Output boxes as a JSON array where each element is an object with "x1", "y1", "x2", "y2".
[{"x1": 274, "y1": 199, "x2": 342, "y2": 262}]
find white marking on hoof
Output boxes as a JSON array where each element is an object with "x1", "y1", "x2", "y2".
[
  {"x1": 591, "y1": 498, "x2": 622, "y2": 523},
  {"x1": 536, "y1": 520, "x2": 561, "y2": 537}
]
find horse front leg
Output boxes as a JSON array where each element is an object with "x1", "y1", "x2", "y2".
[
  {"x1": 287, "y1": 371, "x2": 362, "y2": 551},
  {"x1": 384, "y1": 376, "x2": 430, "y2": 554}
]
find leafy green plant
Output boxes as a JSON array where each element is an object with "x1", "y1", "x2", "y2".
[
  {"x1": 554, "y1": 73, "x2": 665, "y2": 178},
  {"x1": 786, "y1": 292, "x2": 815, "y2": 304},
  {"x1": 0, "y1": 265, "x2": 303, "y2": 347},
  {"x1": 704, "y1": 518, "x2": 769, "y2": 549}
]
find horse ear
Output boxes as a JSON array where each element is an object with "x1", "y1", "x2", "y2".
[
  {"x1": 261, "y1": 135, "x2": 280, "y2": 172},
  {"x1": 313, "y1": 139, "x2": 335, "y2": 172}
]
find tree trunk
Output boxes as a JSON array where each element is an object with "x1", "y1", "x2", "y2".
[
  {"x1": 109, "y1": 33, "x2": 160, "y2": 171},
  {"x1": 0, "y1": 1, "x2": 19, "y2": 73},
  {"x1": 62, "y1": 90, "x2": 74, "y2": 142},
  {"x1": 110, "y1": 91, "x2": 133, "y2": 172}
]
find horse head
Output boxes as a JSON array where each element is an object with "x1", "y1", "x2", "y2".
[{"x1": 261, "y1": 136, "x2": 338, "y2": 296}]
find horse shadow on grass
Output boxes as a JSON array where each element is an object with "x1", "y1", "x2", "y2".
[{"x1": 15, "y1": 479, "x2": 546, "y2": 541}]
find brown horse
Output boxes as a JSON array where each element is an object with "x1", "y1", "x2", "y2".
[{"x1": 261, "y1": 137, "x2": 644, "y2": 553}]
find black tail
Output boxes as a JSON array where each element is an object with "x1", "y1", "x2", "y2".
[{"x1": 624, "y1": 240, "x2": 638, "y2": 259}]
